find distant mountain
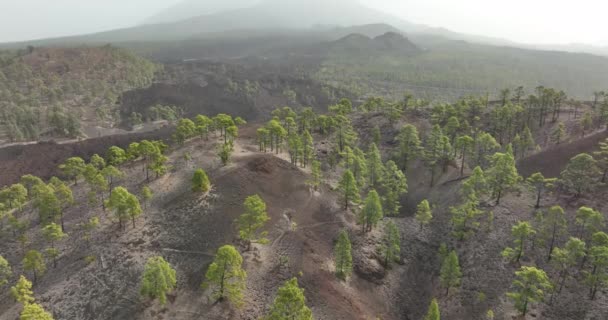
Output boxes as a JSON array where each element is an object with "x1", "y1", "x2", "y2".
[
  {"x1": 0, "y1": 0, "x2": 425, "y2": 46},
  {"x1": 328, "y1": 32, "x2": 419, "y2": 55},
  {"x1": 143, "y1": 0, "x2": 259, "y2": 24}
]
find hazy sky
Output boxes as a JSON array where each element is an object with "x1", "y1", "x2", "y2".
[{"x1": 1, "y1": 0, "x2": 606, "y2": 45}]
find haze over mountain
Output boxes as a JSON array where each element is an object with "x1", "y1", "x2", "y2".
[
  {"x1": 2, "y1": 0, "x2": 606, "y2": 57},
  {"x1": 143, "y1": 0, "x2": 259, "y2": 25}
]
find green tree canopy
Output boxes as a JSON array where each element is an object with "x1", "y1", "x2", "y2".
[
  {"x1": 59, "y1": 157, "x2": 85, "y2": 185},
  {"x1": 424, "y1": 298, "x2": 440, "y2": 320},
  {"x1": 192, "y1": 169, "x2": 210, "y2": 193},
  {"x1": 0, "y1": 255, "x2": 11, "y2": 287},
  {"x1": 415, "y1": 199, "x2": 433, "y2": 230},
  {"x1": 42, "y1": 222, "x2": 67, "y2": 268},
  {"x1": 440, "y1": 250, "x2": 462, "y2": 295},
  {"x1": 20, "y1": 302, "x2": 54, "y2": 320},
  {"x1": 486, "y1": 151, "x2": 520, "y2": 205},
  {"x1": 140, "y1": 256, "x2": 177, "y2": 305},
  {"x1": 526, "y1": 172, "x2": 557, "y2": 208},
  {"x1": 338, "y1": 169, "x2": 360, "y2": 210},
  {"x1": 203, "y1": 245, "x2": 246, "y2": 306},
  {"x1": 560, "y1": 153, "x2": 600, "y2": 197},
  {"x1": 507, "y1": 266, "x2": 552, "y2": 316},
  {"x1": 106, "y1": 187, "x2": 142, "y2": 229},
  {"x1": 334, "y1": 229, "x2": 353, "y2": 279},
  {"x1": 382, "y1": 160, "x2": 408, "y2": 216},
  {"x1": 237, "y1": 195, "x2": 270, "y2": 250},
  {"x1": 22, "y1": 250, "x2": 45, "y2": 283},
  {"x1": 265, "y1": 277, "x2": 313, "y2": 320},
  {"x1": 380, "y1": 221, "x2": 401, "y2": 268},
  {"x1": 11, "y1": 275, "x2": 34, "y2": 304},
  {"x1": 501, "y1": 221, "x2": 536, "y2": 263},
  {"x1": 359, "y1": 189, "x2": 383, "y2": 232},
  {"x1": 394, "y1": 124, "x2": 421, "y2": 171}
]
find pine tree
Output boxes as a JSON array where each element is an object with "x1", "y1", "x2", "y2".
[
  {"x1": 440, "y1": 250, "x2": 462, "y2": 295},
  {"x1": 218, "y1": 142, "x2": 233, "y2": 166},
  {"x1": 173, "y1": 118, "x2": 196, "y2": 145},
  {"x1": 59, "y1": 157, "x2": 85, "y2": 185},
  {"x1": 382, "y1": 161, "x2": 408, "y2": 216},
  {"x1": 11, "y1": 275, "x2": 34, "y2": 304},
  {"x1": 507, "y1": 266, "x2": 552, "y2": 316},
  {"x1": 366, "y1": 143, "x2": 384, "y2": 188},
  {"x1": 192, "y1": 169, "x2": 210, "y2": 192},
  {"x1": 501, "y1": 221, "x2": 536, "y2": 262},
  {"x1": 42, "y1": 223, "x2": 67, "y2": 268},
  {"x1": 425, "y1": 125, "x2": 446, "y2": 186},
  {"x1": 203, "y1": 245, "x2": 246, "y2": 305},
  {"x1": 486, "y1": 151, "x2": 519, "y2": 205},
  {"x1": 580, "y1": 112, "x2": 593, "y2": 137},
  {"x1": 462, "y1": 166, "x2": 487, "y2": 199},
  {"x1": 22, "y1": 250, "x2": 45, "y2": 283},
  {"x1": 519, "y1": 126, "x2": 535, "y2": 158},
  {"x1": 551, "y1": 122, "x2": 566, "y2": 145},
  {"x1": 106, "y1": 146, "x2": 127, "y2": 166},
  {"x1": 32, "y1": 184, "x2": 61, "y2": 224},
  {"x1": 308, "y1": 160, "x2": 322, "y2": 190},
  {"x1": 526, "y1": 172, "x2": 557, "y2": 208},
  {"x1": 287, "y1": 134, "x2": 302, "y2": 166},
  {"x1": 352, "y1": 147, "x2": 368, "y2": 187},
  {"x1": 265, "y1": 278, "x2": 313, "y2": 320},
  {"x1": 141, "y1": 186, "x2": 153, "y2": 209},
  {"x1": 140, "y1": 256, "x2": 177, "y2": 305},
  {"x1": 593, "y1": 138, "x2": 608, "y2": 182},
  {"x1": 50, "y1": 180, "x2": 73, "y2": 231},
  {"x1": 450, "y1": 193, "x2": 484, "y2": 240},
  {"x1": 20, "y1": 302, "x2": 54, "y2": 320},
  {"x1": 395, "y1": 124, "x2": 421, "y2": 171},
  {"x1": 455, "y1": 135, "x2": 474, "y2": 176},
  {"x1": 106, "y1": 187, "x2": 142, "y2": 229},
  {"x1": 551, "y1": 237, "x2": 586, "y2": 294},
  {"x1": 237, "y1": 195, "x2": 270, "y2": 250},
  {"x1": 424, "y1": 298, "x2": 440, "y2": 320},
  {"x1": 536, "y1": 206, "x2": 567, "y2": 261},
  {"x1": 560, "y1": 153, "x2": 600, "y2": 197},
  {"x1": 302, "y1": 130, "x2": 314, "y2": 167},
  {"x1": 359, "y1": 190, "x2": 383, "y2": 232},
  {"x1": 380, "y1": 221, "x2": 401, "y2": 267},
  {"x1": 474, "y1": 132, "x2": 500, "y2": 168},
  {"x1": 415, "y1": 199, "x2": 433, "y2": 230},
  {"x1": 584, "y1": 233, "x2": 608, "y2": 299},
  {"x1": 575, "y1": 206, "x2": 604, "y2": 241},
  {"x1": 0, "y1": 255, "x2": 11, "y2": 287},
  {"x1": 338, "y1": 170, "x2": 360, "y2": 210},
  {"x1": 334, "y1": 229, "x2": 353, "y2": 279}
]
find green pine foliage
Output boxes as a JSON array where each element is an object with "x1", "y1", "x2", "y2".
[
  {"x1": 507, "y1": 266, "x2": 552, "y2": 316},
  {"x1": 424, "y1": 298, "x2": 440, "y2": 320},
  {"x1": 237, "y1": 195, "x2": 270, "y2": 250},
  {"x1": 440, "y1": 250, "x2": 462, "y2": 295},
  {"x1": 415, "y1": 199, "x2": 433, "y2": 230},
  {"x1": 265, "y1": 277, "x2": 313, "y2": 320},
  {"x1": 338, "y1": 169, "x2": 360, "y2": 210},
  {"x1": 359, "y1": 190, "x2": 383, "y2": 232},
  {"x1": 140, "y1": 256, "x2": 177, "y2": 305},
  {"x1": 203, "y1": 245, "x2": 246, "y2": 306},
  {"x1": 334, "y1": 229, "x2": 353, "y2": 279},
  {"x1": 192, "y1": 169, "x2": 211, "y2": 192}
]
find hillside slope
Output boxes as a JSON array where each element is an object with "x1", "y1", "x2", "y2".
[{"x1": 0, "y1": 46, "x2": 159, "y2": 144}]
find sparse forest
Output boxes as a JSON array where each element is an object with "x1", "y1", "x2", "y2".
[{"x1": 1, "y1": 7, "x2": 608, "y2": 318}]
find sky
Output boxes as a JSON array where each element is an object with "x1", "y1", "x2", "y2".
[{"x1": 0, "y1": 0, "x2": 606, "y2": 45}]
